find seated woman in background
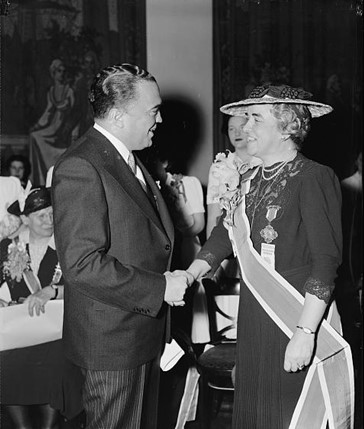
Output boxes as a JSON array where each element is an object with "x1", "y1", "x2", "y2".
[
  {"x1": 5, "y1": 154, "x2": 31, "y2": 188},
  {"x1": 0, "y1": 186, "x2": 82, "y2": 429}
]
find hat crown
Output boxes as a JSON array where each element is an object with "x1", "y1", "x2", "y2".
[{"x1": 249, "y1": 84, "x2": 313, "y2": 101}]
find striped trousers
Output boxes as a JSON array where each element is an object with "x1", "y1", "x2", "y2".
[{"x1": 81, "y1": 356, "x2": 160, "y2": 429}]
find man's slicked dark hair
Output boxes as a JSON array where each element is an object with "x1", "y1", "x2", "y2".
[{"x1": 88, "y1": 63, "x2": 156, "y2": 118}]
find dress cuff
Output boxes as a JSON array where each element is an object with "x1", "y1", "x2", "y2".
[
  {"x1": 302, "y1": 276, "x2": 334, "y2": 304},
  {"x1": 196, "y1": 251, "x2": 219, "y2": 271}
]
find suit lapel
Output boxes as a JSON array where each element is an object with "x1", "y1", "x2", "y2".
[
  {"x1": 137, "y1": 156, "x2": 174, "y2": 243},
  {"x1": 85, "y1": 129, "x2": 173, "y2": 242}
]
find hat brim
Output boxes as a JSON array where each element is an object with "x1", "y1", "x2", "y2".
[
  {"x1": 7, "y1": 187, "x2": 52, "y2": 217},
  {"x1": 7, "y1": 200, "x2": 22, "y2": 216},
  {"x1": 220, "y1": 96, "x2": 333, "y2": 118}
]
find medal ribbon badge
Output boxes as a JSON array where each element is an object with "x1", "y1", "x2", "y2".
[{"x1": 260, "y1": 205, "x2": 280, "y2": 243}]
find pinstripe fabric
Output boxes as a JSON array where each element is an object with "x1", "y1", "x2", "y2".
[{"x1": 81, "y1": 355, "x2": 160, "y2": 429}]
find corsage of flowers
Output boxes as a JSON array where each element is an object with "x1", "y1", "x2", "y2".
[
  {"x1": 3, "y1": 240, "x2": 30, "y2": 282},
  {"x1": 209, "y1": 151, "x2": 252, "y2": 226},
  {"x1": 166, "y1": 173, "x2": 187, "y2": 203}
]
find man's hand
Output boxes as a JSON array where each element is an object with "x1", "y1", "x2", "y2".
[{"x1": 164, "y1": 270, "x2": 193, "y2": 307}]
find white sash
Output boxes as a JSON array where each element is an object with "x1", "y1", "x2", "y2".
[{"x1": 227, "y1": 190, "x2": 355, "y2": 429}]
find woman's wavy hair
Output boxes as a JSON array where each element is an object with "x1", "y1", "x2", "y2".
[
  {"x1": 271, "y1": 103, "x2": 311, "y2": 150},
  {"x1": 88, "y1": 63, "x2": 156, "y2": 119}
]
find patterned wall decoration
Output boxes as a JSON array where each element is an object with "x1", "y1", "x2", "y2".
[{"x1": 0, "y1": 0, "x2": 146, "y2": 184}]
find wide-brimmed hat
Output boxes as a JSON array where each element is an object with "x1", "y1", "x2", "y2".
[
  {"x1": 7, "y1": 186, "x2": 51, "y2": 216},
  {"x1": 220, "y1": 84, "x2": 333, "y2": 118}
]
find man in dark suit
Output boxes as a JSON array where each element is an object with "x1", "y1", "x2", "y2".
[{"x1": 52, "y1": 63, "x2": 191, "y2": 429}]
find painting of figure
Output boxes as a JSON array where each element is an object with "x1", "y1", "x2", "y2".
[{"x1": 29, "y1": 59, "x2": 77, "y2": 185}]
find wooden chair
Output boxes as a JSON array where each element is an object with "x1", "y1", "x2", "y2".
[{"x1": 196, "y1": 276, "x2": 240, "y2": 428}]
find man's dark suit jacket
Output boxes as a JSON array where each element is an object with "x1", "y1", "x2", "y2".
[{"x1": 52, "y1": 127, "x2": 174, "y2": 370}]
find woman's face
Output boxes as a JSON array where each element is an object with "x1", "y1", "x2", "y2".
[
  {"x1": 53, "y1": 64, "x2": 66, "y2": 83},
  {"x1": 243, "y1": 104, "x2": 283, "y2": 159},
  {"x1": 227, "y1": 116, "x2": 249, "y2": 151},
  {"x1": 9, "y1": 160, "x2": 25, "y2": 181},
  {"x1": 23, "y1": 206, "x2": 54, "y2": 239}
]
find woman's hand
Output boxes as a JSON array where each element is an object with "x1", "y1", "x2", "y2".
[
  {"x1": 23, "y1": 286, "x2": 56, "y2": 317},
  {"x1": 284, "y1": 329, "x2": 315, "y2": 372}
]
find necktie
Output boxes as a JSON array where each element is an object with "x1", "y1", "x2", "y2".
[
  {"x1": 127, "y1": 153, "x2": 159, "y2": 212},
  {"x1": 128, "y1": 152, "x2": 148, "y2": 194},
  {"x1": 128, "y1": 152, "x2": 137, "y2": 175}
]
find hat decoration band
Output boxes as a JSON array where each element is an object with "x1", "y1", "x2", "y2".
[{"x1": 248, "y1": 84, "x2": 313, "y2": 100}]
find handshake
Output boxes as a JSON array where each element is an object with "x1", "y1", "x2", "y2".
[{"x1": 163, "y1": 270, "x2": 195, "y2": 307}]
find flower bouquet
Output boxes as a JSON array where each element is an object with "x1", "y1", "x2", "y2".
[
  {"x1": 209, "y1": 151, "x2": 254, "y2": 226},
  {"x1": 3, "y1": 240, "x2": 30, "y2": 283}
]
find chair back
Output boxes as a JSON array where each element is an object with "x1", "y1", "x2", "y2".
[{"x1": 201, "y1": 277, "x2": 240, "y2": 344}]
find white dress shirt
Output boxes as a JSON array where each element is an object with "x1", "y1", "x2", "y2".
[{"x1": 94, "y1": 123, "x2": 146, "y2": 185}]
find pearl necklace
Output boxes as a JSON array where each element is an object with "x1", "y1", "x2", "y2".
[
  {"x1": 262, "y1": 160, "x2": 289, "y2": 181},
  {"x1": 261, "y1": 150, "x2": 297, "y2": 181},
  {"x1": 262, "y1": 159, "x2": 287, "y2": 172}
]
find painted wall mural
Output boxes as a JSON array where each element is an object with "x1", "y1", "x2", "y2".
[{"x1": 0, "y1": 0, "x2": 146, "y2": 184}]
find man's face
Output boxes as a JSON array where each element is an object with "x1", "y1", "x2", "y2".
[{"x1": 122, "y1": 81, "x2": 162, "y2": 151}]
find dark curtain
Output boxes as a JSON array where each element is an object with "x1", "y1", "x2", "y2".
[{"x1": 213, "y1": 0, "x2": 362, "y2": 179}]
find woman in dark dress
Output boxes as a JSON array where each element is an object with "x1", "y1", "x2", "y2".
[
  {"x1": 0, "y1": 187, "x2": 82, "y2": 429},
  {"x1": 186, "y1": 85, "x2": 353, "y2": 428}
]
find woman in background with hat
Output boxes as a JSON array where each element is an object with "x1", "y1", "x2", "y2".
[
  {"x1": 186, "y1": 85, "x2": 353, "y2": 428},
  {"x1": 0, "y1": 186, "x2": 82, "y2": 429}
]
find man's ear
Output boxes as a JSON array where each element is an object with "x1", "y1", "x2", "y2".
[{"x1": 109, "y1": 107, "x2": 125, "y2": 128}]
